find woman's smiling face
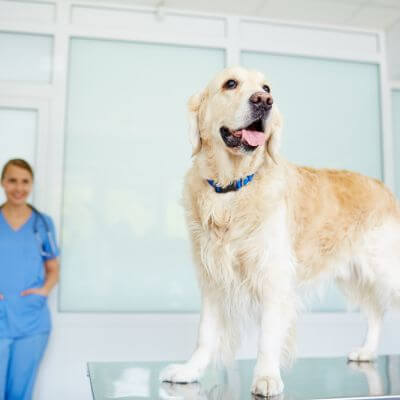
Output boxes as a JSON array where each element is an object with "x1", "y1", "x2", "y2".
[{"x1": 1, "y1": 165, "x2": 33, "y2": 207}]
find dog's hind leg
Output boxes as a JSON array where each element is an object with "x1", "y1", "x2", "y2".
[
  {"x1": 348, "y1": 303, "x2": 383, "y2": 361},
  {"x1": 336, "y1": 277, "x2": 384, "y2": 362}
]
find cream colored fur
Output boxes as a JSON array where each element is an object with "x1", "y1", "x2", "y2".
[{"x1": 160, "y1": 66, "x2": 400, "y2": 397}]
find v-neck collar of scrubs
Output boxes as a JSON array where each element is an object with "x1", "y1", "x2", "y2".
[{"x1": 0, "y1": 208, "x2": 33, "y2": 233}]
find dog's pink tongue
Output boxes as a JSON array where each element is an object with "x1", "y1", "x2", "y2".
[{"x1": 237, "y1": 129, "x2": 265, "y2": 146}]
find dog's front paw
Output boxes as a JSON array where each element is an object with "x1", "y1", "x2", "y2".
[
  {"x1": 348, "y1": 348, "x2": 376, "y2": 362},
  {"x1": 251, "y1": 375, "x2": 284, "y2": 397},
  {"x1": 160, "y1": 363, "x2": 201, "y2": 383}
]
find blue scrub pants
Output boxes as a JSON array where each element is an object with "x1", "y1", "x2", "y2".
[{"x1": 0, "y1": 333, "x2": 49, "y2": 400}]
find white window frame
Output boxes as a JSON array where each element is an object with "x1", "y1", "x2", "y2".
[{"x1": 0, "y1": 96, "x2": 50, "y2": 207}]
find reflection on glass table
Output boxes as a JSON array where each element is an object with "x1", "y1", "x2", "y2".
[{"x1": 88, "y1": 355, "x2": 400, "y2": 400}]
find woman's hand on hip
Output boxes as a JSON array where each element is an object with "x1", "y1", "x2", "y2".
[
  {"x1": 0, "y1": 293, "x2": 3, "y2": 300},
  {"x1": 21, "y1": 287, "x2": 49, "y2": 297}
]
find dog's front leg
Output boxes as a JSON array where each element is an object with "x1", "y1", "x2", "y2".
[
  {"x1": 160, "y1": 294, "x2": 220, "y2": 383},
  {"x1": 252, "y1": 301, "x2": 290, "y2": 397}
]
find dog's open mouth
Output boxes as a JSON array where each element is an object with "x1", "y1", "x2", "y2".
[{"x1": 220, "y1": 119, "x2": 265, "y2": 152}]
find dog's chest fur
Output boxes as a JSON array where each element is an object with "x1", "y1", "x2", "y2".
[
  {"x1": 199, "y1": 190, "x2": 261, "y2": 244},
  {"x1": 185, "y1": 184, "x2": 281, "y2": 290},
  {"x1": 204, "y1": 194, "x2": 235, "y2": 238}
]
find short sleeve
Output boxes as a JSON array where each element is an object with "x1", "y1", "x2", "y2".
[{"x1": 41, "y1": 215, "x2": 60, "y2": 261}]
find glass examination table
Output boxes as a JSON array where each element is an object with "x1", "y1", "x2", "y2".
[{"x1": 88, "y1": 355, "x2": 400, "y2": 400}]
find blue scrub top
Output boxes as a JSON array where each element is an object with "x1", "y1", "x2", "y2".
[{"x1": 0, "y1": 209, "x2": 60, "y2": 339}]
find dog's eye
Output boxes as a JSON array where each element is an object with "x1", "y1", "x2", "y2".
[
  {"x1": 263, "y1": 85, "x2": 271, "y2": 93},
  {"x1": 223, "y1": 79, "x2": 238, "y2": 90}
]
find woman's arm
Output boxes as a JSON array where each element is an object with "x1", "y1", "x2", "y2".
[{"x1": 21, "y1": 258, "x2": 60, "y2": 297}]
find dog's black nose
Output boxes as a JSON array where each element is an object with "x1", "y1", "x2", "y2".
[{"x1": 249, "y1": 92, "x2": 273, "y2": 110}]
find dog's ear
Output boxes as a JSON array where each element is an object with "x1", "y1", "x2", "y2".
[
  {"x1": 266, "y1": 106, "x2": 283, "y2": 164},
  {"x1": 188, "y1": 90, "x2": 206, "y2": 156}
]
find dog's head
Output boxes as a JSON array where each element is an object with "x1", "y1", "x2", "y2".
[{"x1": 188, "y1": 66, "x2": 282, "y2": 162}]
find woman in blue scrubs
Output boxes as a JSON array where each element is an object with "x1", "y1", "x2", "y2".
[{"x1": 0, "y1": 159, "x2": 60, "y2": 400}]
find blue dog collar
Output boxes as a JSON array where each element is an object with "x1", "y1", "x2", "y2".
[{"x1": 207, "y1": 174, "x2": 255, "y2": 193}]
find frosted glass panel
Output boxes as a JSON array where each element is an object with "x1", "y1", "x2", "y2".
[
  {"x1": 61, "y1": 38, "x2": 225, "y2": 312},
  {"x1": 0, "y1": 108, "x2": 37, "y2": 203},
  {"x1": 0, "y1": 32, "x2": 53, "y2": 82},
  {"x1": 242, "y1": 52, "x2": 382, "y2": 311},
  {"x1": 394, "y1": 90, "x2": 400, "y2": 198}
]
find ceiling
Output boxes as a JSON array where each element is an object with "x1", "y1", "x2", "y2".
[{"x1": 92, "y1": 0, "x2": 400, "y2": 30}]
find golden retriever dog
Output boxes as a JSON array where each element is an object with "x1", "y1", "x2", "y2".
[{"x1": 160, "y1": 66, "x2": 400, "y2": 397}]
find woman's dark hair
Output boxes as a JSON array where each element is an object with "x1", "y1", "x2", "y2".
[{"x1": 1, "y1": 159, "x2": 34, "y2": 181}]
